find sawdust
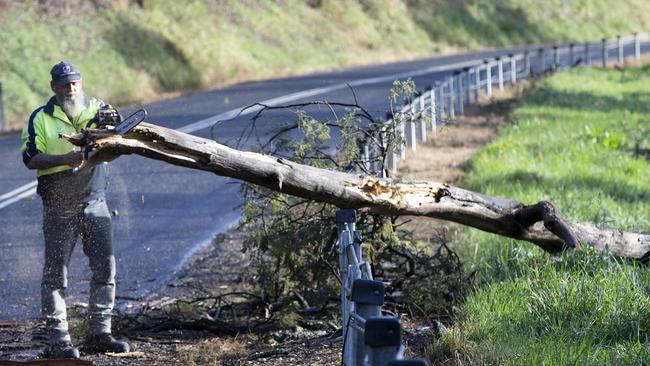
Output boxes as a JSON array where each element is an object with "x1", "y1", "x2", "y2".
[{"x1": 0, "y1": 86, "x2": 525, "y2": 365}]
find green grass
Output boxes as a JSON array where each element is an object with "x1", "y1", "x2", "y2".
[
  {"x1": 431, "y1": 66, "x2": 650, "y2": 365},
  {"x1": 407, "y1": 0, "x2": 650, "y2": 48},
  {"x1": 469, "y1": 67, "x2": 650, "y2": 233},
  {"x1": 2, "y1": 0, "x2": 650, "y2": 130},
  {"x1": 0, "y1": 0, "x2": 431, "y2": 130}
]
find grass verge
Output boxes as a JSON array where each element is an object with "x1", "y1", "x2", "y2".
[
  {"x1": 2, "y1": 0, "x2": 650, "y2": 130},
  {"x1": 430, "y1": 65, "x2": 650, "y2": 365}
]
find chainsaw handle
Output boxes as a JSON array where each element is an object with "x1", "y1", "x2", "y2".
[{"x1": 72, "y1": 145, "x2": 93, "y2": 173}]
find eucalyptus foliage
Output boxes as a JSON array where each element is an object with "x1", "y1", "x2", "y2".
[{"x1": 238, "y1": 81, "x2": 469, "y2": 317}]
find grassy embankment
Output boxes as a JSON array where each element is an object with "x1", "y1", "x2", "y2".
[
  {"x1": 429, "y1": 66, "x2": 650, "y2": 364},
  {"x1": 2, "y1": 0, "x2": 431, "y2": 130},
  {"x1": 2, "y1": 0, "x2": 650, "y2": 130}
]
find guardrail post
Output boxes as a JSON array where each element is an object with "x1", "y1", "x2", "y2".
[
  {"x1": 617, "y1": 35, "x2": 624, "y2": 64},
  {"x1": 484, "y1": 60, "x2": 492, "y2": 97},
  {"x1": 509, "y1": 54, "x2": 516, "y2": 84},
  {"x1": 585, "y1": 42, "x2": 591, "y2": 66},
  {"x1": 496, "y1": 57, "x2": 504, "y2": 91},
  {"x1": 466, "y1": 68, "x2": 473, "y2": 104},
  {"x1": 616, "y1": 36, "x2": 625, "y2": 65},
  {"x1": 0, "y1": 82, "x2": 5, "y2": 133},
  {"x1": 447, "y1": 77, "x2": 455, "y2": 119},
  {"x1": 538, "y1": 48, "x2": 546, "y2": 74},
  {"x1": 635, "y1": 33, "x2": 641, "y2": 60},
  {"x1": 336, "y1": 209, "x2": 357, "y2": 366},
  {"x1": 409, "y1": 100, "x2": 417, "y2": 151},
  {"x1": 569, "y1": 43, "x2": 575, "y2": 66},
  {"x1": 455, "y1": 71, "x2": 464, "y2": 115},
  {"x1": 524, "y1": 50, "x2": 531, "y2": 77},
  {"x1": 362, "y1": 144, "x2": 370, "y2": 171},
  {"x1": 429, "y1": 85, "x2": 437, "y2": 133},
  {"x1": 474, "y1": 65, "x2": 481, "y2": 102},
  {"x1": 463, "y1": 67, "x2": 471, "y2": 104},
  {"x1": 437, "y1": 83, "x2": 445, "y2": 122},
  {"x1": 418, "y1": 93, "x2": 426, "y2": 142},
  {"x1": 385, "y1": 154, "x2": 394, "y2": 175},
  {"x1": 386, "y1": 151, "x2": 395, "y2": 175},
  {"x1": 552, "y1": 45, "x2": 560, "y2": 69},
  {"x1": 385, "y1": 111, "x2": 396, "y2": 175},
  {"x1": 365, "y1": 317, "x2": 404, "y2": 366},
  {"x1": 602, "y1": 38, "x2": 608, "y2": 67},
  {"x1": 351, "y1": 279, "x2": 385, "y2": 366},
  {"x1": 399, "y1": 98, "x2": 408, "y2": 160}
]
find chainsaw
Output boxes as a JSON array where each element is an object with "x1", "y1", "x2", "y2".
[{"x1": 73, "y1": 106, "x2": 147, "y2": 172}]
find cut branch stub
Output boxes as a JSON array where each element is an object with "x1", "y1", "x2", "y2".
[{"x1": 62, "y1": 123, "x2": 650, "y2": 260}]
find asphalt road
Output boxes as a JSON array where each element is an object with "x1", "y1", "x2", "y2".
[{"x1": 0, "y1": 41, "x2": 646, "y2": 320}]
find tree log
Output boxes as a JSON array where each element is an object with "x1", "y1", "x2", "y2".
[{"x1": 63, "y1": 123, "x2": 650, "y2": 260}]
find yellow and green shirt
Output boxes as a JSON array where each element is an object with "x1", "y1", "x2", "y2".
[
  {"x1": 21, "y1": 96, "x2": 109, "y2": 206},
  {"x1": 21, "y1": 96, "x2": 104, "y2": 176}
]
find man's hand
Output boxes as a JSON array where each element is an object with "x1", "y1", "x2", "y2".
[{"x1": 62, "y1": 150, "x2": 84, "y2": 167}]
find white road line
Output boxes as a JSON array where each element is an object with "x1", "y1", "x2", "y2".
[
  {"x1": 0, "y1": 187, "x2": 37, "y2": 210},
  {"x1": 1, "y1": 57, "x2": 482, "y2": 209},
  {"x1": 0, "y1": 180, "x2": 37, "y2": 201},
  {"x1": 178, "y1": 58, "x2": 480, "y2": 134}
]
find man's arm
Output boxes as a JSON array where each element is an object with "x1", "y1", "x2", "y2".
[{"x1": 26, "y1": 151, "x2": 83, "y2": 170}]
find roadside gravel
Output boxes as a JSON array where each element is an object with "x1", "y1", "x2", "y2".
[{"x1": 0, "y1": 89, "x2": 517, "y2": 365}]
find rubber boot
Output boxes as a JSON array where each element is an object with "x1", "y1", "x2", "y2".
[
  {"x1": 45, "y1": 341, "x2": 80, "y2": 359},
  {"x1": 84, "y1": 333, "x2": 130, "y2": 353}
]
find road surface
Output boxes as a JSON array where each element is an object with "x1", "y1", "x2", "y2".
[{"x1": 0, "y1": 41, "x2": 646, "y2": 319}]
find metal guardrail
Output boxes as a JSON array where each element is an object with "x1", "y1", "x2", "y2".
[
  {"x1": 359, "y1": 32, "x2": 650, "y2": 175},
  {"x1": 343, "y1": 32, "x2": 649, "y2": 365},
  {"x1": 336, "y1": 209, "x2": 429, "y2": 366}
]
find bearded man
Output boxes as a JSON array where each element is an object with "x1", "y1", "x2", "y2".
[{"x1": 21, "y1": 61, "x2": 129, "y2": 359}]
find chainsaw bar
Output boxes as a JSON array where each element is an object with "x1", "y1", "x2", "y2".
[{"x1": 114, "y1": 109, "x2": 147, "y2": 135}]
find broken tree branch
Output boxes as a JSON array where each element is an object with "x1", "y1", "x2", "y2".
[{"x1": 63, "y1": 123, "x2": 650, "y2": 260}]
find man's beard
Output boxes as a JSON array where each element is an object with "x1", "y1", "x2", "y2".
[{"x1": 57, "y1": 89, "x2": 86, "y2": 119}]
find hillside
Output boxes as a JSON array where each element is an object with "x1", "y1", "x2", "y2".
[{"x1": 1, "y1": 0, "x2": 650, "y2": 130}]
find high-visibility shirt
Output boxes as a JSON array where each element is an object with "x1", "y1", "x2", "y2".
[
  {"x1": 21, "y1": 96, "x2": 103, "y2": 176},
  {"x1": 21, "y1": 96, "x2": 109, "y2": 206}
]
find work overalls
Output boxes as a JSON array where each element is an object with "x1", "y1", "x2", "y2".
[{"x1": 21, "y1": 97, "x2": 116, "y2": 344}]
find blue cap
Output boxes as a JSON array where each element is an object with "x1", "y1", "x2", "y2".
[{"x1": 50, "y1": 61, "x2": 82, "y2": 86}]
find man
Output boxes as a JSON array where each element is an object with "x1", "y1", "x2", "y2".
[{"x1": 21, "y1": 61, "x2": 129, "y2": 359}]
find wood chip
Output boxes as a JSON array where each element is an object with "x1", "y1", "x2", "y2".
[{"x1": 105, "y1": 351, "x2": 145, "y2": 358}]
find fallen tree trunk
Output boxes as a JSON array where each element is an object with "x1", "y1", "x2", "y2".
[{"x1": 64, "y1": 123, "x2": 650, "y2": 260}]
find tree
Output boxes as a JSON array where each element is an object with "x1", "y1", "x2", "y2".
[{"x1": 64, "y1": 121, "x2": 650, "y2": 261}]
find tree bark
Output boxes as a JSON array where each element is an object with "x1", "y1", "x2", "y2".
[{"x1": 63, "y1": 123, "x2": 650, "y2": 260}]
